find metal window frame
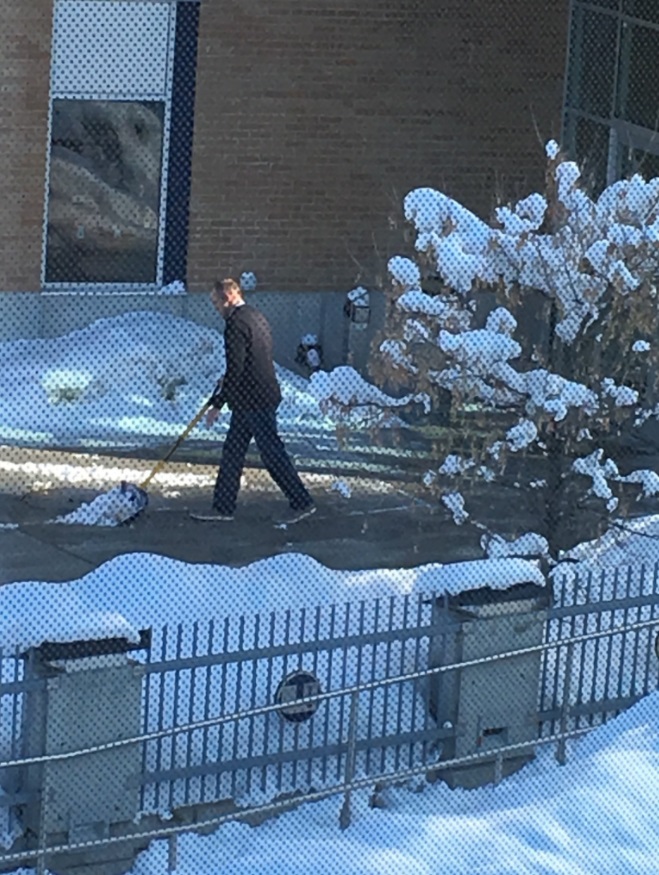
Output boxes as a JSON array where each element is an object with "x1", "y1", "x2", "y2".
[{"x1": 564, "y1": 0, "x2": 659, "y2": 185}]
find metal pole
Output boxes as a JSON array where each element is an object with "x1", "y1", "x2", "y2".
[
  {"x1": 494, "y1": 751, "x2": 503, "y2": 786},
  {"x1": 35, "y1": 770, "x2": 48, "y2": 875},
  {"x1": 556, "y1": 642, "x2": 575, "y2": 766},
  {"x1": 167, "y1": 834, "x2": 178, "y2": 872},
  {"x1": 339, "y1": 691, "x2": 360, "y2": 831}
]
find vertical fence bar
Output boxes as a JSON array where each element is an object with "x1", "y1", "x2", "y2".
[
  {"x1": 200, "y1": 618, "x2": 214, "y2": 804},
  {"x1": 323, "y1": 604, "x2": 336, "y2": 785},
  {"x1": 337, "y1": 602, "x2": 351, "y2": 781},
  {"x1": 168, "y1": 623, "x2": 184, "y2": 812},
  {"x1": 394, "y1": 595, "x2": 410, "y2": 772},
  {"x1": 308, "y1": 604, "x2": 322, "y2": 787},
  {"x1": 410, "y1": 594, "x2": 424, "y2": 767},
  {"x1": 231, "y1": 615, "x2": 245, "y2": 800},
  {"x1": 184, "y1": 620, "x2": 199, "y2": 807},
  {"x1": 291, "y1": 607, "x2": 305, "y2": 789},
  {"x1": 630, "y1": 564, "x2": 644, "y2": 703},
  {"x1": 422, "y1": 595, "x2": 434, "y2": 762},
  {"x1": 615, "y1": 565, "x2": 634, "y2": 712},
  {"x1": 155, "y1": 624, "x2": 169, "y2": 811},
  {"x1": 556, "y1": 641, "x2": 574, "y2": 766},
  {"x1": 550, "y1": 573, "x2": 569, "y2": 736},
  {"x1": 215, "y1": 616, "x2": 230, "y2": 800},
  {"x1": 246, "y1": 613, "x2": 260, "y2": 796},
  {"x1": 140, "y1": 629, "x2": 153, "y2": 812},
  {"x1": 381, "y1": 597, "x2": 394, "y2": 773},
  {"x1": 167, "y1": 834, "x2": 177, "y2": 873},
  {"x1": 355, "y1": 601, "x2": 366, "y2": 779},
  {"x1": 9, "y1": 646, "x2": 22, "y2": 843},
  {"x1": 589, "y1": 570, "x2": 604, "y2": 727},
  {"x1": 276, "y1": 609, "x2": 292, "y2": 793},
  {"x1": 365, "y1": 598, "x2": 379, "y2": 776},
  {"x1": 602, "y1": 567, "x2": 619, "y2": 721},
  {"x1": 642, "y1": 564, "x2": 659, "y2": 696},
  {"x1": 574, "y1": 568, "x2": 591, "y2": 728},
  {"x1": 261, "y1": 611, "x2": 276, "y2": 794},
  {"x1": 339, "y1": 691, "x2": 360, "y2": 831}
]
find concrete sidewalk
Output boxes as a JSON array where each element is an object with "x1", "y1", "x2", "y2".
[{"x1": 0, "y1": 445, "x2": 480, "y2": 586}]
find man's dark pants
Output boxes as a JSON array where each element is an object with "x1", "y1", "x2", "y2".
[{"x1": 213, "y1": 407, "x2": 312, "y2": 515}]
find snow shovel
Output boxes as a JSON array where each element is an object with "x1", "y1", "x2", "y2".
[{"x1": 116, "y1": 401, "x2": 214, "y2": 523}]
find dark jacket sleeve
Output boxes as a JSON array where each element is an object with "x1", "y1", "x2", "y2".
[{"x1": 209, "y1": 314, "x2": 250, "y2": 408}]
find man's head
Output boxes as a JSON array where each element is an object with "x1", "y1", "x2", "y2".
[{"x1": 210, "y1": 277, "x2": 244, "y2": 319}]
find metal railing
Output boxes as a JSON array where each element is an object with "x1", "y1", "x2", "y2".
[{"x1": 1, "y1": 562, "x2": 659, "y2": 873}]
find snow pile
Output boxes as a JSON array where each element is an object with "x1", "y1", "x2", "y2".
[
  {"x1": 159, "y1": 280, "x2": 186, "y2": 295},
  {"x1": 0, "y1": 553, "x2": 545, "y2": 654},
  {"x1": 0, "y1": 310, "x2": 331, "y2": 450},
  {"x1": 560, "y1": 512, "x2": 659, "y2": 569},
  {"x1": 330, "y1": 479, "x2": 352, "y2": 499},
  {"x1": 240, "y1": 271, "x2": 258, "y2": 291},
  {"x1": 52, "y1": 482, "x2": 148, "y2": 527}
]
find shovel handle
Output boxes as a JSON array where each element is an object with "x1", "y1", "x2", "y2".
[{"x1": 139, "y1": 403, "x2": 212, "y2": 491}]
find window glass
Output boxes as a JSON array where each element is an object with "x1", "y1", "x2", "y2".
[
  {"x1": 622, "y1": 147, "x2": 659, "y2": 179},
  {"x1": 52, "y1": 0, "x2": 172, "y2": 95},
  {"x1": 567, "y1": 7, "x2": 618, "y2": 118},
  {"x1": 617, "y1": 23, "x2": 659, "y2": 128},
  {"x1": 623, "y1": 0, "x2": 659, "y2": 25},
  {"x1": 45, "y1": 99, "x2": 164, "y2": 284},
  {"x1": 573, "y1": 115, "x2": 611, "y2": 193}
]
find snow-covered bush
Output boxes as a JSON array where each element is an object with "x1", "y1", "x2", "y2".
[{"x1": 342, "y1": 142, "x2": 659, "y2": 556}]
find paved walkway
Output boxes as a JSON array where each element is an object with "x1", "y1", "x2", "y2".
[{"x1": 0, "y1": 445, "x2": 481, "y2": 586}]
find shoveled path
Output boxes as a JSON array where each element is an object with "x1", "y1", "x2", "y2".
[{"x1": 0, "y1": 445, "x2": 483, "y2": 586}]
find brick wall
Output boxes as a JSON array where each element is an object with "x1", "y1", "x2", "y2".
[
  {"x1": 0, "y1": 0, "x2": 52, "y2": 291},
  {"x1": 187, "y1": 0, "x2": 569, "y2": 293}
]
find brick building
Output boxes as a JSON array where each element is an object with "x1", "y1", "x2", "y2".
[{"x1": 0, "y1": 0, "x2": 571, "y2": 360}]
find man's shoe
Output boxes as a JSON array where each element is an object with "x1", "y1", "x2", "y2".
[
  {"x1": 189, "y1": 511, "x2": 234, "y2": 522},
  {"x1": 283, "y1": 504, "x2": 317, "y2": 524}
]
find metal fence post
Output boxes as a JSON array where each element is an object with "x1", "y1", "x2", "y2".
[
  {"x1": 35, "y1": 775, "x2": 48, "y2": 875},
  {"x1": 168, "y1": 834, "x2": 178, "y2": 872},
  {"x1": 339, "y1": 691, "x2": 360, "y2": 831},
  {"x1": 556, "y1": 641, "x2": 574, "y2": 766}
]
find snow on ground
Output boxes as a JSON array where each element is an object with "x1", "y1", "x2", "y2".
[
  {"x1": 1, "y1": 526, "x2": 659, "y2": 869},
  {"x1": 560, "y1": 515, "x2": 659, "y2": 571},
  {"x1": 0, "y1": 310, "x2": 327, "y2": 450},
  {"x1": 131, "y1": 690, "x2": 659, "y2": 875},
  {"x1": 0, "y1": 553, "x2": 544, "y2": 652}
]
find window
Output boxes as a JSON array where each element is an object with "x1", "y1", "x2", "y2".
[
  {"x1": 621, "y1": 146, "x2": 659, "y2": 179},
  {"x1": 47, "y1": 99, "x2": 164, "y2": 283},
  {"x1": 623, "y1": 0, "x2": 659, "y2": 25},
  {"x1": 566, "y1": 6, "x2": 618, "y2": 119},
  {"x1": 617, "y1": 22, "x2": 659, "y2": 129},
  {"x1": 45, "y1": 0, "x2": 176, "y2": 287},
  {"x1": 564, "y1": 0, "x2": 659, "y2": 189}
]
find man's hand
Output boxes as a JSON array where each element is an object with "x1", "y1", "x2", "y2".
[{"x1": 205, "y1": 407, "x2": 222, "y2": 428}]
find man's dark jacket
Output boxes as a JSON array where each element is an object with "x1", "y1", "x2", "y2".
[{"x1": 211, "y1": 304, "x2": 282, "y2": 411}]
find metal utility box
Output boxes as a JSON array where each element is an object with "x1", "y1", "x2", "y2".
[
  {"x1": 18, "y1": 633, "x2": 150, "y2": 875},
  {"x1": 429, "y1": 581, "x2": 549, "y2": 789}
]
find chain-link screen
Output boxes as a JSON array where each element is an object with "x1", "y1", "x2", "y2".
[{"x1": 2, "y1": 0, "x2": 659, "y2": 872}]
